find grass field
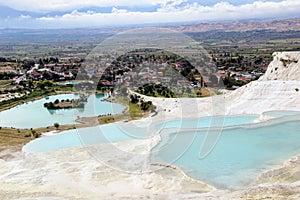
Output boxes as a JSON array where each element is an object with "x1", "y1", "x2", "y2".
[
  {"x1": 0, "y1": 80, "x2": 13, "y2": 86},
  {"x1": 0, "y1": 124, "x2": 82, "y2": 152}
]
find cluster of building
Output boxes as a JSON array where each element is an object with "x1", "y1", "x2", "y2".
[
  {"x1": 214, "y1": 55, "x2": 271, "y2": 84},
  {"x1": 22, "y1": 63, "x2": 78, "y2": 82},
  {"x1": 0, "y1": 52, "x2": 272, "y2": 99},
  {"x1": 93, "y1": 57, "x2": 203, "y2": 91}
]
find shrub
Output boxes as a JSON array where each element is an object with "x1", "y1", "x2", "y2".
[{"x1": 54, "y1": 123, "x2": 59, "y2": 129}]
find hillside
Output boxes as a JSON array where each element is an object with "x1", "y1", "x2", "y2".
[
  {"x1": 173, "y1": 18, "x2": 300, "y2": 32},
  {"x1": 259, "y1": 52, "x2": 300, "y2": 81},
  {"x1": 138, "y1": 52, "x2": 300, "y2": 119},
  {"x1": 226, "y1": 51, "x2": 300, "y2": 115}
]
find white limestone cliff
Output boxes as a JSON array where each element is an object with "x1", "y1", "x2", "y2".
[
  {"x1": 259, "y1": 52, "x2": 300, "y2": 81},
  {"x1": 225, "y1": 51, "x2": 300, "y2": 115}
]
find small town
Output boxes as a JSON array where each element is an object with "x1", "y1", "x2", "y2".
[{"x1": 0, "y1": 50, "x2": 271, "y2": 104}]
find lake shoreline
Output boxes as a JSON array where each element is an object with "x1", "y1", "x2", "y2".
[
  {"x1": 0, "y1": 92, "x2": 153, "y2": 152},
  {"x1": 0, "y1": 90, "x2": 72, "y2": 113}
]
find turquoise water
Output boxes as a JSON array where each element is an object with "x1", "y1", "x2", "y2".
[
  {"x1": 23, "y1": 123, "x2": 147, "y2": 152},
  {"x1": 0, "y1": 93, "x2": 125, "y2": 129},
  {"x1": 152, "y1": 118, "x2": 300, "y2": 189},
  {"x1": 23, "y1": 115, "x2": 260, "y2": 153},
  {"x1": 21, "y1": 111, "x2": 300, "y2": 189},
  {"x1": 263, "y1": 110, "x2": 300, "y2": 118},
  {"x1": 159, "y1": 115, "x2": 259, "y2": 129}
]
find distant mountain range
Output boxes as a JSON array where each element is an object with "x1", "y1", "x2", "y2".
[{"x1": 171, "y1": 18, "x2": 300, "y2": 32}]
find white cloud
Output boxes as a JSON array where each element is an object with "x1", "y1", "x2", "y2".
[
  {"x1": 0, "y1": 0, "x2": 170, "y2": 12},
  {"x1": 38, "y1": 16, "x2": 56, "y2": 21},
  {"x1": 19, "y1": 15, "x2": 31, "y2": 19},
  {"x1": 1, "y1": 0, "x2": 299, "y2": 28},
  {"x1": 111, "y1": 7, "x2": 128, "y2": 14},
  {"x1": 32, "y1": 0, "x2": 300, "y2": 28}
]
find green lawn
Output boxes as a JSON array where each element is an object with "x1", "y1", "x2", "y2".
[{"x1": 0, "y1": 80, "x2": 12, "y2": 85}]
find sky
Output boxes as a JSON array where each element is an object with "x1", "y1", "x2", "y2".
[{"x1": 0, "y1": 0, "x2": 299, "y2": 28}]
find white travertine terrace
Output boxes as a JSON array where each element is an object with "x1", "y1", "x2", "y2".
[{"x1": 1, "y1": 52, "x2": 300, "y2": 199}]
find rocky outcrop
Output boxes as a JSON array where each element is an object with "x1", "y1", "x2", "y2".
[
  {"x1": 225, "y1": 51, "x2": 300, "y2": 115},
  {"x1": 259, "y1": 52, "x2": 300, "y2": 81},
  {"x1": 226, "y1": 80, "x2": 300, "y2": 114}
]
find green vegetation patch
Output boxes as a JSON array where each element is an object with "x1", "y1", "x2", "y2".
[{"x1": 136, "y1": 83, "x2": 175, "y2": 98}]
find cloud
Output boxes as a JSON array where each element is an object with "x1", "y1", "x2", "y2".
[
  {"x1": 1, "y1": 0, "x2": 300, "y2": 28},
  {"x1": 19, "y1": 15, "x2": 31, "y2": 19},
  {"x1": 36, "y1": 1, "x2": 300, "y2": 26},
  {"x1": 37, "y1": 16, "x2": 55, "y2": 21},
  {"x1": 111, "y1": 7, "x2": 128, "y2": 14},
  {"x1": 0, "y1": 0, "x2": 170, "y2": 12}
]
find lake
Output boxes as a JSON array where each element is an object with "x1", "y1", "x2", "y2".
[{"x1": 0, "y1": 93, "x2": 125, "y2": 129}]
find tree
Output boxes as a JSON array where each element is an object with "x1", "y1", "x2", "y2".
[
  {"x1": 28, "y1": 80, "x2": 34, "y2": 89},
  {"x1": 37, "y1": 82, "x2": 46, "y2": 90},
  {"x1": 54, "y1": 123, "x2": 59, "y2": 129},
  {"x1": 42, "y1": 71, "x2": 51, "y2": 80},
  {"x1": 141, "y1": 101, "x2": 153, "y2": 111},
  {"x1": 130, "y1": 94, "x2": 139, "y2": 104}
]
